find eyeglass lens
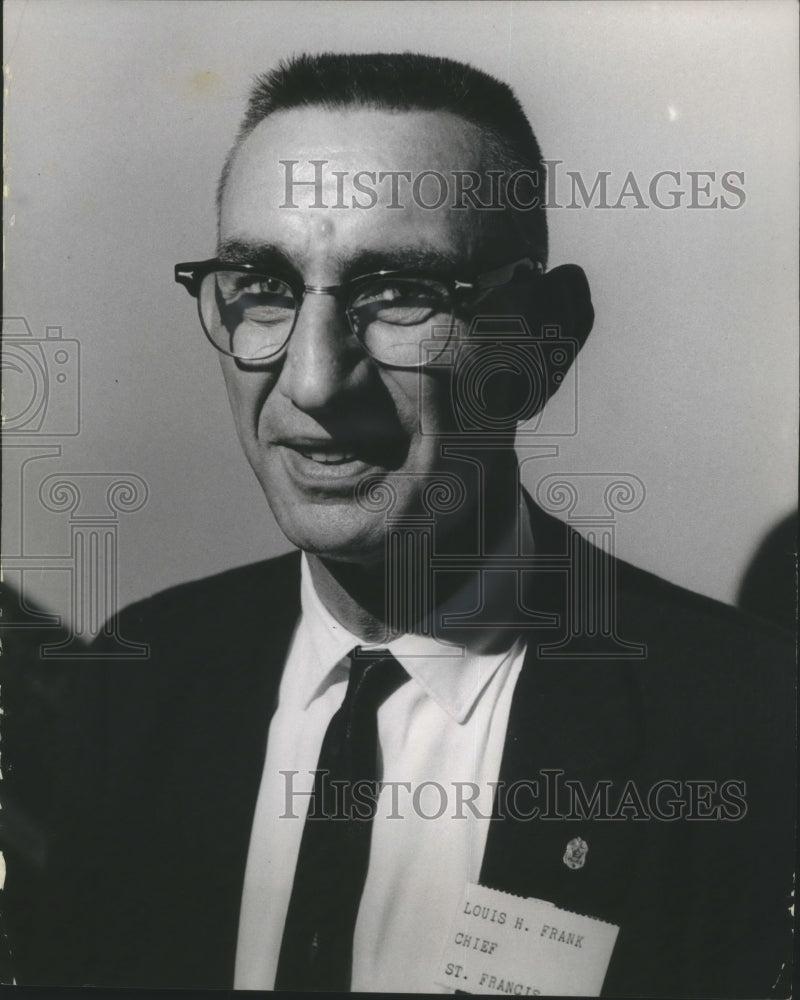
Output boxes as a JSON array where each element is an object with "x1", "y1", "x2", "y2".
[{"x1": 198, "y1": 270, "x2": 455, "y2": 366}]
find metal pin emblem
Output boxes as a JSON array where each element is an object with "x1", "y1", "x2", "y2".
[{"x1": 563, "y1": 836, "x2": 589, "y2": 870}]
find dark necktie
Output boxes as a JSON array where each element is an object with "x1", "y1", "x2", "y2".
[{"x1": 275, "y1": 647, "x2": 408, "y2": 992}]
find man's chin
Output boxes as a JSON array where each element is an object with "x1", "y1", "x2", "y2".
[{"x1": 273, "y1": 507, "x2": 387, "y2": 567}]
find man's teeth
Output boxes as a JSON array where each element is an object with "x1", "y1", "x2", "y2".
[{"x1": 298, "y1": 449, "x2": 357, "y2": 464}]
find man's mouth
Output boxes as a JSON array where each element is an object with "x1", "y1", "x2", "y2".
[
  {"x1": 274, "y1": 437, "x2": 407, "y2": 489},
  {"x1": 294, "y1": 447, "x2": 358, "y2": 465},
  {"x1": 276, "y1": 434, "x2": 407, "y2": 469}
]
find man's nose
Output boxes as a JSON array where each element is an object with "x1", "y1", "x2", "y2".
[{"x1": 276, "y1": 293, "x2": 367, "y2": 413}]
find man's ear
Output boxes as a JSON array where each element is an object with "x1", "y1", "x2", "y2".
[
  {"x1": 450, "y1": 263, "x2": 594, "y2": 431},
  {"x1": 534, "y1": 263, "x2": 594, "y2": 353},
  {"x1": 498, "y1": 263, "x2": 594, "y2": 424}
]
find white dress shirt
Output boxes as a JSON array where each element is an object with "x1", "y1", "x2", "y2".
[{"x1": 234, "y1": 555, "x2": 527, "y2": 992}]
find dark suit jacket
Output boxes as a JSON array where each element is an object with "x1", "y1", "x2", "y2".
[{"x1": 7, "y1": 504, "x2": 794, "y2": 996}]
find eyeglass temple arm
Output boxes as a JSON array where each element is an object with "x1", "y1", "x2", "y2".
[
  {"x1": 455, "y1": 257, "x2": 542, "y2": 299},
  {"x1": 480, "y1": 257, "x2": 541, "y2": 287}
]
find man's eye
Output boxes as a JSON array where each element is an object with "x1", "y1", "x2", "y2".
[
  {"x1": 348, "y1": 280, "x2": 450, "y2": 330},
  {"x1": 358, "y1": 284, "x2": 405, "y2": 305},
  {"x1": 354, "y1": 281, "x2": 444, "y2": 307},
  {"x1": 255, "y1": 277, "x2": 288, "y2": 295},
  {"x1": 234, "y1": 276, "x2": 289, "y2": 297},
  {"x1": 218, "y1": 274, "x2": 293, "y2": 303}
]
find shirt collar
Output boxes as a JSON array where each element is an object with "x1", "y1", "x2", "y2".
[
  {"x1": 295, "y1": 503, "x2": 533, "y2": 724},
  {"x1": 297, "y1": 554, "x2": 363, "y2": 707}
]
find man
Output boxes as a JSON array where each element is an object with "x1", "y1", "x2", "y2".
[{"x1": 9, "y1": 52, "x2": 793, "y2": 995}]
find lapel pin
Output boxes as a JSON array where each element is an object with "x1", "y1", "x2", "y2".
[{"x1": 563, "y1": 836, "x2": 588, "y2": 870}]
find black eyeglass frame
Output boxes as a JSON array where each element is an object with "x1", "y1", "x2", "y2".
[{"x1": 174, "y1": 255, "x2": 543, "y2": 368}]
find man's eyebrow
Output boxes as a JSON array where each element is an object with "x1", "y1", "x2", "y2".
[
  {"x1": 342, "y1": 248, "x2": 462, "y2": 278},
  {"x1": 216, "y1": 240, "x2": 463, "y2": 277},
  {"x1": 217, "y1": 239, "x2": 293, "y2": 268}
]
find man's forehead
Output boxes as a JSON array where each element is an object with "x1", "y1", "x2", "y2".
[
  {"x1": 226, "y1": 105, "x2": 490, "y2": 183},
  {"x1": 219, "y1": 105, "x2": 515, "y2": 272}
]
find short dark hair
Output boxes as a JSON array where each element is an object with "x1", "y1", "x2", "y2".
[{"x1": 217, "y1": 51, "x2": 548, "y2": 261}]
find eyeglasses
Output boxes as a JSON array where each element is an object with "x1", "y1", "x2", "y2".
[{"x1": 174, "y1": 256, "x2": 542, "y2": 369}]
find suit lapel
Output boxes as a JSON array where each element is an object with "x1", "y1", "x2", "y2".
[
  {"x1": 480, "y1": 509, "x2": 646, "y2": 926},
  {"x1": 149, "y1": 553, "x2": 303, "y2": 987}
]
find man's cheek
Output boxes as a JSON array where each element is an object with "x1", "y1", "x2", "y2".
[
  {"x1": 389, "y1": 372, "x2": 446, "y2": 440},
  {"x1": 221, "y1": 365, "x2": 273, "y2": 434}
]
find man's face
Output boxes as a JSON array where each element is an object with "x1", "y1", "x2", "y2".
[{"x1": 218, "y1": 106, "x2": 520, "y2": 564}]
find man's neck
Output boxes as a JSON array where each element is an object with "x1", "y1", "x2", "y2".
[
  {"x1": 306, "y1": 464, "x2": 526, "y2": 645},
  {"x1": 306, "y1": 555, "x2": 389, "y2": 643}
]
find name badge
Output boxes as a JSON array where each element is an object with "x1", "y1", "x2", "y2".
[{"x1": 436, "y1": 883, "x2": 619, "y2": 996}]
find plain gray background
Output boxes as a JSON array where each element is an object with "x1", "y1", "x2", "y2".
[{"x1": 3, "y1": 0, "x2": 798, "y2": 629}]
